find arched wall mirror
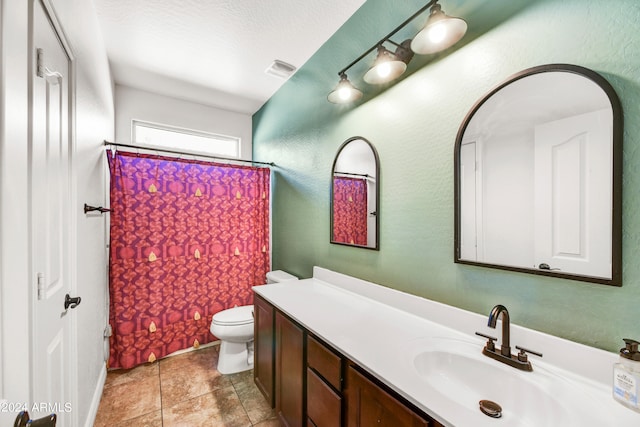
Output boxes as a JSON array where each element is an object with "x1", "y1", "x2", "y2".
[
  {"x1": 331, "y1": 137, "x2": 380, "y2": 250},
  {"x1": 454, "y1": 64, "x2": 622, "y2": 286}
]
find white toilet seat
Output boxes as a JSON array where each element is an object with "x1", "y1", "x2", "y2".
[
  {"x1": 212, "y1": 305, "x2": 253, "y2": 326},
  {"x1": 210, "y1": 305, "x2": 255, "y2": 375},
  {"x1": 209, "y1": 270, "x2": 298, "y2": 374}
]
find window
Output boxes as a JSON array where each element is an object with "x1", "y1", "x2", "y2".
[{"x1": 132, "y1": 120, "x2": 241, "y2": 158}]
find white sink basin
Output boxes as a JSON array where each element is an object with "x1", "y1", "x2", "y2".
[
  {"x1": 396, "y1": 336, "x2": 634, "y2": 426},
  {"x1": 395, "y1": 335, "x2": 640, "y2": 426},
  {"x1": 412, "y1": 338, "x2": 569, "y2": 426}
]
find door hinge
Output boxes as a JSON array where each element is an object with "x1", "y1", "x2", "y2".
[
  {"x1": 37, "y1": 272, "x2": 45, "y2": 300},
  {"x1": 36, "y1": 48, "x2": 45, "y2": 78}
]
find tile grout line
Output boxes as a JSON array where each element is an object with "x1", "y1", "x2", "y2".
[{"x1": 229, "y1": 374, "x2": 253, "y2": 425}]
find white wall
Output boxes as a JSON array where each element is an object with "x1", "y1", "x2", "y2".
[
  {"x1": 481, "y1": 131, "x2": 534, "y2": 267},
  {"x1": 0, "y1": 0, "x2": 114, "y2": 426},
  {"x1": 115, "y1": 85, "x2": 253, "y2": 160},
  {"x1": 0, "y1": 2, "x2": 31, "y2": 422}
]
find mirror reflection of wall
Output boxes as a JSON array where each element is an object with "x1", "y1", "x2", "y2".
[
  {"x1": 455, "y1": 64, "x2": 622, "y2": 285},
  {"x1": 331, "y1": 137, "x2": 379, "y2": 250}
]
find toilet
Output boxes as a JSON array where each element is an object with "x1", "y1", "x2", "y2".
[{"x1": 210, "y1": 270, "x2": 298, "y2": 374}]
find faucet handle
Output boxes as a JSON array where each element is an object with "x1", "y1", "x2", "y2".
[
  {"x1": 475, "y1": 332, "x2": 497, "y2": 352},
  {"x1": 515, "y1": 345, "x2": 543, "y2": 362}
]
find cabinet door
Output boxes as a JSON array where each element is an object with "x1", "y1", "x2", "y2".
[
  {"x1": 254, "y1": 294, "x2": 275, "y2": 407},
  {"x1": 346, "y1": 366, "x2": 430, "y2": 427},
  {"x1": 276, "y1": 311, "x2": 305, "y2": 427},
  {"x1": 307, "y1": 368, "x2": 341, "y2": 427}
]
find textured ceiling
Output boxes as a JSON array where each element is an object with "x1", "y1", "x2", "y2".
[{"x1": 94, "y1": 0, "x2": 366, "y2": 114}]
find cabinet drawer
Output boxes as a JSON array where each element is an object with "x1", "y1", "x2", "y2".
[
  {"x1": 307, "y1": 368, "x2": 342, "y2": 427},
  {"x1": 307, "y1": 335, "x2": 342, "y2": 390}
]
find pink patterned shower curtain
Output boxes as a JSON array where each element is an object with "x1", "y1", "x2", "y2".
[
  {"x1": 107, "y1": 151, "x2": 270, "y2": 369},
  {"x1": 332, "y1": 177, "x2": 368, "y2": 245}
]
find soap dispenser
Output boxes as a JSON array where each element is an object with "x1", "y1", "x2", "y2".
[{"x1": 613, "y1": 338, "x2": 640, "y2": 412}]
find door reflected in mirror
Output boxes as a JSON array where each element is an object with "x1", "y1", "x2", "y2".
[
  {"x1": 331, "y1": 137, "x2": 379, "y2": 250},
  {"x1": 454, "y1": 64, "x2": 622, "y2": 285}
]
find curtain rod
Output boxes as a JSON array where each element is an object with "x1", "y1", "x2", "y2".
[
  {"x1": 104, "y1": 140, "x2": 275, "y2": 167},
  {"x1": 334, "y1": 171, "x2": 371, "y2": 178}
]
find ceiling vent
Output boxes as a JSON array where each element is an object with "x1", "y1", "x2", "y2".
[{"x1": 265, "y1": 60, "x2": 297, "y2": 79}]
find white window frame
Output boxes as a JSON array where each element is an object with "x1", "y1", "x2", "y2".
[{"x1": 131, "y1": 120, "x2": 241, "y2": 159}]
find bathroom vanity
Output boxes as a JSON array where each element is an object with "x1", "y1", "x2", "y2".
[
  {"x1": 255, "y1": 292, "x2": 434, "y2": 426},
  {"x1": 253, "y1": 267, "x2": 640, "y2": 426}
]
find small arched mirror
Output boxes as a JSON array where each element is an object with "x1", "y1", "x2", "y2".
[
  {"x1": 331, "y1": 137, "x2": 380, "y2": 250},
  {"x1": 454, "y1": 64, "x2": 622, "y2": 285}
]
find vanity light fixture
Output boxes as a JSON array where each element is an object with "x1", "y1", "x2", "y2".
[
  {"x1": 327, "y1": 73, "x2": 363, "y2": 104},
  {"x1": 328, "y1": 0, "x2": 466, "y2": 104},
  {"x1": 363, "y1": 41, "x2": 414, "y2": 84},
  {"x1": 411, "y1": 2, "x2": 468, "y2": 54}
]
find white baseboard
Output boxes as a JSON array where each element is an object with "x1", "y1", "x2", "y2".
[{"x1": 83, "y1": 363, "x2": 107, "y2": 427}]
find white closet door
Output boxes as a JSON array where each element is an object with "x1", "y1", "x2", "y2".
[
  {"x1": 534, "y1": 109, "x2": 612, "y2": 278},
  {"x1": 31, "y1": 0, "x2": 76, "y2": 423}
]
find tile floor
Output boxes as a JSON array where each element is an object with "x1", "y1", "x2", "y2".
[{"x1": 94, "y1": 344, "x2": 278, "y2": 426}]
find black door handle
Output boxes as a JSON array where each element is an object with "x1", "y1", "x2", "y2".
[{"x1": 64, "y1": 294, "x2": 81, "y2": 310}]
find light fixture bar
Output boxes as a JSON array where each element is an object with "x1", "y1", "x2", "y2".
[
  {"x1": 329, "y1": 0, "x2": 466, "y2": 103},
  {"x1": 385, "y1": 39, "x2": 405, "y2": 49},
  {"x1": 336, "y1": 0, "x2": 437, "y2": 77}
]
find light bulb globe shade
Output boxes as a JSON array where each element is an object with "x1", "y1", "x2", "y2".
[
  {"x1": 411, "y1": 5, "x2": 467, "y2": 55},
  {"x1": 363, "y1": 47, "x2": 408, "y2": 84},
  {"x1": 328, "y1": 75, "x2": 363, "y2": 104}
]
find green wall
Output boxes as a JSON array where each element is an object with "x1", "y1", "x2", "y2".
[{"x1": 252, "y1": 0, "x2": 640, "y2": 353}]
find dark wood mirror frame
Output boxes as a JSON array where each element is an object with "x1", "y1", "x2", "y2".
[
  {"x1": 454, "y1": 64, "x2": 623, "y2": 286},
  {"x1": 330, "y1": 137, "x2": 380, "y2": 250}
]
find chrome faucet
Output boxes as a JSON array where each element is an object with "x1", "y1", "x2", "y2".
[{"x1": 475, "y1": 304, "x2": 542, "y2": 372}]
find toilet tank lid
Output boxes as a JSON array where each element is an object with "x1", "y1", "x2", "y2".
[
  {"x1": 212, "y1": 305, "x2": 254, "y2": 325},
  {"x1": 266, "y1": 270, "x2": 298, "y2": 282}
]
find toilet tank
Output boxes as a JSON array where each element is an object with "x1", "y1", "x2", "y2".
[{"x1": 266, "y1": 270, "x2": 298, "y2": 284}]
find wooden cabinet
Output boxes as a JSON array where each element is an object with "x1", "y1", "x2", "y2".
[
  {"x1": 307, "y1": 335, "x2": 342, "y2": 390},
  {"x1": 346, "y1": 365, "x2": 431, "y2": 427},
  {"x1": 254, "y1": 294, "x2": 275, "y2": 407},
  {"x1": 307, "y1": 335, "x2": 343, "y2": 426},
  {"x1": 307, "y1": 368, "x2": 341, "y2": 426},
  {"x1": 275, "y1": 311, "x2": 305, "y2": 427},
  {"x1": 254, "y1": 295, "x2": 442, "y2": 427}
]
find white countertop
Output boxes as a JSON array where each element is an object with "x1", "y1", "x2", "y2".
[{"x1": 254, "y1": 267, "x2": 640, "y2": 426}]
